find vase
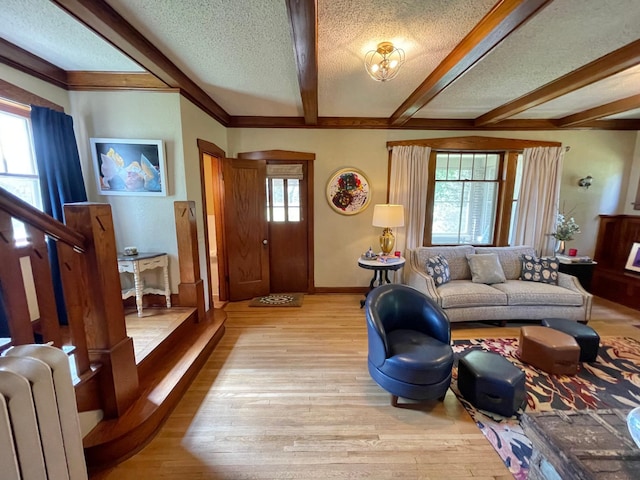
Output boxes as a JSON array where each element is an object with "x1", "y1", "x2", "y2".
[{"x1": 555, "y1": 240, "x2": 566, "y2": 255}]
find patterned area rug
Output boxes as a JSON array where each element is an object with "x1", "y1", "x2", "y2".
[
  {"x1": 248, "y1": 293, "x2": 304, "y2": 307},
  {"x1": 451, "y1": 337, "x2": 640, "y2": 479}
]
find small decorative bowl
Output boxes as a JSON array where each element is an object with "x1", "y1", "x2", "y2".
[{"x1": 124, "y1": 246, "x2": 138, "y2": 256}]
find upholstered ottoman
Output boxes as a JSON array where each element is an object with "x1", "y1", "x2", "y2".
[
  {"x1": 457, "y1": 350, "x2": 526, "y2": 417},
  {"x1": 518, "y1": 326, "x2": 580, "y2": 375},
  {"x1": 541, "y1": 318, "x2": 600, "y2": 362}
]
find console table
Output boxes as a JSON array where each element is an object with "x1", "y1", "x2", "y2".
[{"x1": 117, "y1": 252, "x2": 171, "y2": 317}]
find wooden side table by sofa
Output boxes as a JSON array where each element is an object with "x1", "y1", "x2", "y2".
[
  {"x1": 556, "y1": 255, "x2": 597, "y2": 292},
  {"x1": 117, "y1": 252, "x2": 171, "y2": 317}
]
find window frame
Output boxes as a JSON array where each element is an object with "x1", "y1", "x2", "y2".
[{"x1": 424, "y1": 149, "x2": 519, "y2": 247}]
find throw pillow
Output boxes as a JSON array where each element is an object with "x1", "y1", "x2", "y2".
[
  {"x1": 425, "y1": 255, "x2": 451, "y2": 286},
  {"x1": 467, "y1": 253, "x2": 507, "y2": 284},
  {"x1": 520, "y1": 254, "x2": 559, "y2": 284}
]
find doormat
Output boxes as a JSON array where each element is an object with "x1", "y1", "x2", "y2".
[
  {"x1": 451, "y1": 336, "x2": 640, "y2": 480},
  {"x1": 248, "y1": 293, "x2": 304, "y2": 307}
]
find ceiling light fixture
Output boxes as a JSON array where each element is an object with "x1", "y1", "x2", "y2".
[{"x1": 364, "y1": 42, "x2": 405, "y2": 82}]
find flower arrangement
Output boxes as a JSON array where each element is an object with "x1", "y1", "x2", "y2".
[{"x1": 552, "y1": 212, "x2": 581, "y2": 241}]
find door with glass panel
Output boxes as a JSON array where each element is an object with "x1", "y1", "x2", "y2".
[{"x1": 266, "y1": 162, "x2": 309, "y2": 293}]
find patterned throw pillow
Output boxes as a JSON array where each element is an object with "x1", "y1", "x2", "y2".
[
  {"x1": 520, "y1": 254, "x2": 559, "y2": 284},
  {"x1": 425, "y1": 255, "x2": 451, "y2": 286}
]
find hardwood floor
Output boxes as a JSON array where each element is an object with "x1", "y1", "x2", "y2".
[{"x1": 93, "y1": 294, "x2": 639, "y2": 480}]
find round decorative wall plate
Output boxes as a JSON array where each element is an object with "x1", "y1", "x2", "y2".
[{"x1": 326, "y1": 168, "x2": 371, "y2": 215}]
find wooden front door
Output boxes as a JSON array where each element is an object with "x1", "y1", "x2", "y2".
[
  {"x1": 267, "y1": 161, "x2": 309, "y2": 293},
  {"x1": 222, "y1": 158, "x2": 269, "y2": 301}
]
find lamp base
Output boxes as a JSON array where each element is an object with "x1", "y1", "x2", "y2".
[{"x1": 379, "y1": 228, "x2": 395, "y2": 255}]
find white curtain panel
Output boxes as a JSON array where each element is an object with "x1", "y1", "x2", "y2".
[
  {"x1": 389, "y1": 145, "x2": 430, "y2": 257},
  {"x1": 514, "y1": 146, "x2": 564, "y2": 256}
]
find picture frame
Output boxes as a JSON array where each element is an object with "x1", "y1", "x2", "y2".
[
  {"x1": 625, "y1": 242, "x2": 640, "y2": 273},
  {"x1": 326, "y1": 167, "x2": 371, "y2": 215},
  {"x1": 90, "y1": 138, "x2": 167, "y2": 196}
]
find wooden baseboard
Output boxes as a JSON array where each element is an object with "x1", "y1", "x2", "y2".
[{"x1": 313, "y1": 287, "x2": 368, "y2": 294}]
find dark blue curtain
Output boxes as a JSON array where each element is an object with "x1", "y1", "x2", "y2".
[{"x1": 30, "y1": 106, "x2": 87, "y2": 325}]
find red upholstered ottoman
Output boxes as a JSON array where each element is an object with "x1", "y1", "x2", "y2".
[{"x1": 518, "y1": 326, "x2": 580, "y2": 375}]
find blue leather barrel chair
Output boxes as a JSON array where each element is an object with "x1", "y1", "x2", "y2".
[{"x1": 364, "y1": 284, "x2": 454, "y2": 407}]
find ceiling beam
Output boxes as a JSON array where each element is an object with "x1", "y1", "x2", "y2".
[
  {"x1": 475, "y1": 39, "x2": 640, "y2": 126},
  {"x1": 389, "y1": 0, "x2": 551, "y2": 126},
  {"x1": 66, "y1": 71, "x2": 171, "y2": 90},
  {"x1": 555, "y1": 94, "x2": 640, "y2": 127},
  {"x1": 285, "y1": 0, "x2": 318, "y2": 125},
  {"x1": 50, "y1": 0, "x2": 230, "y2": 125},
  {"x1": 0, "y1": 38, "x2": 68, "y2": 89}
]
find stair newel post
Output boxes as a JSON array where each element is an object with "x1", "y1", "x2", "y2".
[
  {"x1": 63, "y1": 202, "x2": 139, "y2": 418},
  {"x1": 174, "y1": 201, "x2": 205, "y2": 321}
]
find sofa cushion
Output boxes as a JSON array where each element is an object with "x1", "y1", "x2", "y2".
[
  {"x1": 474, "y1": 246, "x2": 536, "y2": 280},
  {"x1": 467, "y1": 253, "x2": 506, "y2": 284},
  {"x1": 492, "y1": 280, "x2": 583, "y2": 306},
  {"x1": 414, "y1": 245, "x2": 475, "y2": 280},
  {"x1": 438, "y1": 280, "x2": 508, "y2": 308},
  {"x1": 425, "y1": 254, "x2": 451, "y2": 286},
  {"x1": 520, "y1": 254, "x2": 559, "y2": 284}
]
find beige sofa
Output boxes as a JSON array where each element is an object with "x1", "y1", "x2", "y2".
[{"x1": 405, "y1": 245, "x2": 592, "y2": 323}]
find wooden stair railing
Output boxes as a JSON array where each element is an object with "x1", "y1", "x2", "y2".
[
  {"x1": 0, "y1": 187, "x2": 88, "y2": 370},
  {"x1": 0, "y1": 187, "x2": 139, "y2": 418}
]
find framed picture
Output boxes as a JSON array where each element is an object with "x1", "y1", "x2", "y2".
[
  {"x1": 625, "y1": 242, "x2": 640, "y2": 273},
  {"x1": 90, "y1": 138, "x2": 167, "y2": 196},
  {"x1": 326, "y1": 168, "x2": 371, "y2": 215}
]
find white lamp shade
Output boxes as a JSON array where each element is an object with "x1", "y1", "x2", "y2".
[{"x1": 372, "y1": 204, "x2": 405, "y2": 227}]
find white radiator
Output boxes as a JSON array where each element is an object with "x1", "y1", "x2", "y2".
[{"x1": 0, "y1": 344, "x2": 88, "y2": 480}]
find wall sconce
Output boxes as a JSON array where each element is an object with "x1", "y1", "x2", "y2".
[
  {"x1": 364, "y1": 42, "x2": 405, "y2": 82},
  {"x1": 578, "y1": 175, "x2": 593, "y2": 189}
]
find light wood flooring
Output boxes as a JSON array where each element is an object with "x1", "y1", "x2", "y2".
[
  {"x1": 123, "y1": 306, "x2": 196, "y2": 363},
  {"x1": 94, "y1": 294, "x2": 640, "y2": 480}
]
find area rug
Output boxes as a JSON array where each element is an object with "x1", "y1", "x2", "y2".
[
  {"x1": 248, "y1": 293, "x2": 304, "y2": 307},
  {"x1": 451, "y1": 337, "x2": 640, "y2": 480}
]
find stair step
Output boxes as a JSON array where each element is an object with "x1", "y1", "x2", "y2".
[{"x1": 82, "y1": 308, "x2": 226, "y2": 471}]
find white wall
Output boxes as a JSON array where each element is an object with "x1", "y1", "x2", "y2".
[
  {"x1": 69, "y1": 90, "x2": 185, "y2": 292},
  {"x1": 228, "y1": 128, "x2": 638, "y2": 287}
]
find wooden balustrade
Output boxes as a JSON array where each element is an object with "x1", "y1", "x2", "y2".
[
  {"x1": 1, "y1": 187, "x2": 210, "y2": 429},
  {"x1": 0, "y1": 187, "x2": 139, "y2": 418}
]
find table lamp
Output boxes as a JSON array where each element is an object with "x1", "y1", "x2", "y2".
[{"x1": 372, "y1": 204, "x2": 405, "y2": 255}]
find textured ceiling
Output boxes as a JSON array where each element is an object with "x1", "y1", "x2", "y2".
[
  {"x1": 317, "y1": 0, "x2": 497, "y2": 117},
  {"x1": 0, "y1": 0, "x2": 639, "y2": 127},
  {"x1": 108, "y1": 0, "x2": 302, "y2": 116},
  {"x1": 418, "y1": 0, "x2": 640, "y2": 119},
  {"x1": 0, "y1": 0, "x2": 142, "y2": 72}
]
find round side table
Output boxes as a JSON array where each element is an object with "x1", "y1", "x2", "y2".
[{"x1": 357, "y1": 256, "x2": 405, "y2": 307}]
